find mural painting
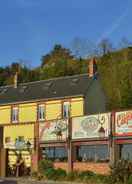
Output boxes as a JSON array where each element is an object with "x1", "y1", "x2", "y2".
[
  {"x1": 72, "y1": 113, "x2": 110, "y2": 139},
  {"x1": 4, "y1": 137, "x2": 34, "y2": 150},
  {"x1": 115, "y1": 110, "x2": 132, "y2": 136},
  {"x1": 39, "y1": 119, "x2": 68, "y2": 141}
]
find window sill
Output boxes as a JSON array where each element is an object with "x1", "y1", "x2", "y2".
[
  {"x1": 12, "y1": 121, "x2": 19, "y2": 123},
  {"x1": 75, "y1": 160, "x2": 109, "y2": 163},
  {"x1": 38, "y1": 119, "x2": 45, "y2": 122}
]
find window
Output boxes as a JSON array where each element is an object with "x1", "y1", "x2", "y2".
[
  {"x1": 63, "y1": 102, "x2": 70, "y2": 118},
  {"x1": 38, "y1": 104, "x2": 45, "y2": 121},
  {"x1": 5, "y1": 137, "x2": 11, "y2": 143},
  {"x1": 19, "y1": 86, "x2": 27, "y2": 93},
  {"x1": 76, "y1": 145, "x2": 109, "y2": 162},
  {"x1": 0, "y1": 88, "x2": 7, "y2": 94},
  {"x1": 12, "y1": 107, "x2": 18, "y2": 123},
  {"x1": 42, "y1": 147, "x2": 68, "y2": 161},
  {"x1": 120, "y1": 144, "x2": 132, "y2": 160}
]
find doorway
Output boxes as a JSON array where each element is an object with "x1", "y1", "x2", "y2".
[{"x1": 6, "y1": 149, "x2": 31, "y2": 177}]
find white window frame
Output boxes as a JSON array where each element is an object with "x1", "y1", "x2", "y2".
[
  {"x1": 38, "y1": 104, "x2": 45, "y2": 121},
  {"x1": 12, "y1": 107, "x2": 19, "y2": 123},
  {"x1": 63, "y1": 101, "x2": 70, "y2": 119}
]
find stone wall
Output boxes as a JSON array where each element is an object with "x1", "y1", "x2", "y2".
[
  {"x1": 54, "y1": 162, "x2": 68, "y2": 171},
  {"x1": 53, "y1": 161, "x2": 110, "y2": 175},
  {"x1": 74, "y1": 162, "x2": 110, "y2": 175}
]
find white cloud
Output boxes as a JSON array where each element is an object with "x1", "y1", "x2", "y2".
[{"x1": 96, "y1": 0, "x2": 130, "y2": 44}]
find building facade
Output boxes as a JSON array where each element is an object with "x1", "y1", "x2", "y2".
[
  {"x1": 0, "y1": 59, "x2": 108, "y2": 176},
  {"x1": 0, "y1": 67, "x2": 132, "y2": 176}
]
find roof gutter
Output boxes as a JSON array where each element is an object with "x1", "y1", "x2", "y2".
[{"x1": 0, "y1": 94, "x2": 84, "y2": 106}]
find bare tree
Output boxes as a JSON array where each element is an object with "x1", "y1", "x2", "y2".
[
  {"x1": 18, "y1": 59, "x2": 32, "y2": 69},
  {"x1": 70, "y1": 37, "x2": 98, "y2": 58},
  {"x1": 119, "y1": 37, "x2": 132, "y2": 49},
  {"x1": 98, "y1": 39, "x2": 113, "y2": 55}
]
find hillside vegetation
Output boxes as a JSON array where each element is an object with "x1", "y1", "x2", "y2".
[
  {"x1": 98, "y1": 47, "x2": 132, "y2": 110},
  {"x1": 1, "y1": 44, "x2": 132, "y2": 110}
]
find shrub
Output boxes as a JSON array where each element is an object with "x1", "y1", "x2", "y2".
[
  {"x1": 110, "y1": 159, "x2": 132, "y2": 184},
  {"x1": 78, "y1": 170, "x2": 95, "y2": 179},
  {"x1": 31, "y1": 171, "x2": 44, "y2": 180},
  {"x1": 93, "y1": 174, "x2": 109, "y2": 184},
  {"x1": 66, "y1": 170, "x2": 108, "y2": 183},
  {"x1": 55, "y1": 168, "x2": 67, "y2": 179},
  {"x1": 127, "y1": 175, "x2": 132, "y2": 184},
  {"x1": 38, "y1": 159, "x2": 109, "y2": 183},
  {"x1": 39, "y1": 159, "x2": 53, "y2": 174},
  {"x1": 45, "y1": 168, "x2": 66, "y2": 180},
  {"x1": 31, "y1": 171, "x2": 38, "y2": 178},
  {"x1": 37, "y1": 172, "x2": 44, "y2": 180},
  {"x1": 45, "y1": 168, "x2": 57, "y2": 180},
  {"x1": 78, "y1": 171, "x2": 108, "y2": 184},
  {"x1": 66, "y1": 171, "x2": 79, "y2": 181}
]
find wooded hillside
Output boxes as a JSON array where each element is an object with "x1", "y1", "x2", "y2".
[{"x1": 1, "y1": 44, "x2": 132, "y2": 111}]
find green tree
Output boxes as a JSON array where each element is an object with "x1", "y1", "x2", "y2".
[{"x1": 41, "y1": 44, "x2": 73, "y2": 67}]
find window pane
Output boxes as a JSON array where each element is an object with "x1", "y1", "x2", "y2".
[
  {"x1": 38, "y1": 105, "x2": 45, "y2": 120},
  {"x1": 120, "y1": 144, "x2": 132, "y2": 160},
  {"x1": 42, "y1": 147, "x2": 67, "y2": 161},
  {"x1": 44, "y1": 147, "x2": 54, "y2": 158},
  {"x1": 63, "y1": 102, "x2": 70, "y2": 118},
  {"x1": 79, "y1": 145, "x2": 95, "y2": 161},
  {"x1": 12, "y1": 107, "x2": 18, "y2": 122},
  {"x1": 77, "y1": 145, "x2": 109, "y2": 162},
  {"x1": 96, "y1": 145, "x2": 109, "y2": 161},
  {"x1": 55, "y1": 147, "x2": 67, "y2": 158}
]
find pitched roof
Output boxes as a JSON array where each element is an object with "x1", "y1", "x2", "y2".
[{"x1": 0, "y1": 74, "x2": 93, "y2": 105}]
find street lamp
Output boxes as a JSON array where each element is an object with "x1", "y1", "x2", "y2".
[{"x1": 98, "y1": 126, "x2": 105, "y2": 138}]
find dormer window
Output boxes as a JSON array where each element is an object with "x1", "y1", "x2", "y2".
[
  {"x1": 38, "y1": 104, "x2": 45, "y2": 121},
  {"x1": 12, "y1": 107, "x2": 19, "y2": 123},
  {"x1": 63, "y1": 102, "x2": 70, "y2": 119},
  {"x1": 19, "y1": 86, "x2": 27, "y2": 93}
]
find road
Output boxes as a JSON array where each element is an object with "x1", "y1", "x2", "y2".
[
  {"x1": 0, "y1": 178, "x2": 74, "y2": 184},
  {"x1": 0, "y1": 180, "x2": 17, "y2": 184}
]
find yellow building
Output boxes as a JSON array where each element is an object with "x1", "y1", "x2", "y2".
[{"x1": 0, "y1": 67, "x2": 106, "y2": 176}]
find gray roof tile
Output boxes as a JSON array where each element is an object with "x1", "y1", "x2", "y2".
[{"x1": 0, "y1": 74, "x2": 93, "y2": 105}]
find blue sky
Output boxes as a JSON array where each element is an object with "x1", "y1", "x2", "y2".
[{"x1": 0, "y1": 0, "x2": 131, "y2": 67}]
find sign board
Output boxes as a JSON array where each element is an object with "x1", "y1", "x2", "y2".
[
  {"x1": 72, "y1": 113, "x2": 110, "y2": 139},
  {"x1": 39, "y1": 119, "x2": 68, "y2": 142},
  {"x1": 4, "y1": 138, "x2": 34, "y2": 149},
  {"x1": 115, "y1": 110, "x2": 132, "y2": 136}
]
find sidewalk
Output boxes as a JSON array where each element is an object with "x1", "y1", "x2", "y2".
[{"x1": 2, "y1": 178, "x2": 85, "y2": 184}]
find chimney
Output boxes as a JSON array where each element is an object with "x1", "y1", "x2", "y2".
[
  {"x1": 88, "y1": 58, "x2": 97, "y2": 78},
  {"x1": 14, "y1": 72, "x2": 18, "y2": 88}
]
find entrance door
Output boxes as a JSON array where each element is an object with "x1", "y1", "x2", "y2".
[{"x1": 6, "y1": 149, "x2": 31, "y2": 177}]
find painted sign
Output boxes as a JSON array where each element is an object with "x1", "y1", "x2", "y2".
[
  {"x1": 115, "y1": 110, "x2": 132, "y2": 136},
  {"x1": 4, "y1": 138, "x2": 34, "y2": 149},
  {"x1": 72, "y1": 113, "x2": 110, "y2": 139},
  {"x1": 39, "y1": 119, "x2": 68, "y2": 141}
]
